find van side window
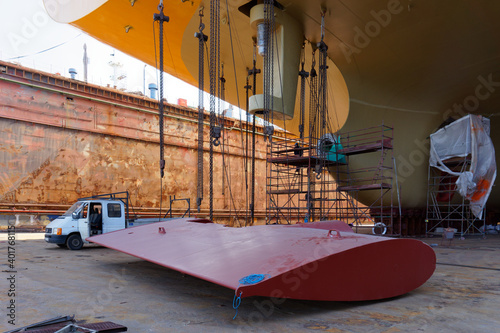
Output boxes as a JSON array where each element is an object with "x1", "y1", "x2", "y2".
[
  {"x1": 82, "y1": 204, "x2": 88, "y2": 219},
  {"x1": 107, "y1": 203, "x2": 122, "y2": 218}
]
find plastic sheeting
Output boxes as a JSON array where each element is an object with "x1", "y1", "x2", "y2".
[{"x1": 429, "y1": 115, "x2": 496, "y2": 218}]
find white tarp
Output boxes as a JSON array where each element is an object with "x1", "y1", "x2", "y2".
[{"x1": 429, "y1": 115, "x2": 496, "y2": 218}]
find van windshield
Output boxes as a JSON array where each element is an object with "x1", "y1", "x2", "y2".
[{"x1": 62, "y1": 202, "x2": 85, "y2": 217}]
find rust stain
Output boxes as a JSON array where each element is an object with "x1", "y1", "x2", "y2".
[{"x1": 0, "y1": 61, "x2": 284, "y2": 224}]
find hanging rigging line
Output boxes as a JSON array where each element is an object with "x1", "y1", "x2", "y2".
[
  {"x1": 209, "y1": 0, "x2": 221, "y2": 221},
  {"x1": 195, "y1": 9, "x2": 207, "y2": 213},
  {"x1": 153, "y1": 1, "x2": 169, "y2": 219},
  {"x1": 262, "y1": 0, "x2": 275, "y2": 142},
  {"x1": 307, "y1": 49, "x2": 318, "y2": 222},
  {"x1": 249, "y1": 44, "x2": 260, "y2": 226},
  {"x1": 153, "y1": 2, "x2": 169, "y2": 180},
  {"x1": 298, "y1": 45, "x2": 309, "y2": 140}
]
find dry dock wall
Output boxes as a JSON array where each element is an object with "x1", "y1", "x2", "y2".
[{"x1": 0, "y1": 61, "x2": 278, "y2": 228}]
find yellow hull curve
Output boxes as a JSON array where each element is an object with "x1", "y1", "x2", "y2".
[
  {"x1": 43, "y1": 0, "x2": 500, "y2": 213},
  {"x1": 43, "y1": 0, "x2": 350, "y2": 136},
  {"x1": 46, "y1": 0, "x2": 203, "y2": 87}
]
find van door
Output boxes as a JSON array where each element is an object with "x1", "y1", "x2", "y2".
[
  {"x1": 103, "y1": 202, "x2": 125, "y2": 233},
  {"x1": 78, "y1": 202, "x2": 90, "y2": 241},
  {"x1": 89, "y1": 202, "x2": 103, "y2": 235}
]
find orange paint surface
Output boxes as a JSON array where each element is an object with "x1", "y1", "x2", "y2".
[{"x1": 470, "y1": 179, "x2": 490, "y2": 201}]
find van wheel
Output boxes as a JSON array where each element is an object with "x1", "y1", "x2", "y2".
[
  {"x1": 67, "y1": 234, "x2": 83, "y2": 250},
  {"x1": 57, "y1": 244, "x2": 67, "y2": 248}
]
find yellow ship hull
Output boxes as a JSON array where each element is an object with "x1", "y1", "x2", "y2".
[{"x1": 44, "y1": 0, "x2": 500, "y2": 215}]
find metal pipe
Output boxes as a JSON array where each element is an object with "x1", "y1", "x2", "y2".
[{"x1": 0, "y1": 208, "x2": 268, "y2": 216}]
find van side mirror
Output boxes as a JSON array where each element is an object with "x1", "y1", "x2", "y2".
[{"x1": 72, "y1": 212, "x2": 80, "y2": 220}]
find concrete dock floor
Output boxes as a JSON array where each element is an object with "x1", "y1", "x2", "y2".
[{"x1": 1, "y1": 234, "x2": 499, "y2": 332}]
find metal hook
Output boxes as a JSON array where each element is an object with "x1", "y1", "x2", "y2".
[{"x1": 198, "y1": 7, "x2": 205, "y2": 31}]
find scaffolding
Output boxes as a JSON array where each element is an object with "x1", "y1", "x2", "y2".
[
  {"x1": 262, "y1": 22, "x2": 400, "y2": 230},
  {"x1": 335, "y1": 125, "x2": 400, "y2": 235},
  {"x1": 266, "y1": 124, "x2": 400, "y2": 235},
  {"x1": 266, "y1": 135, "x2": 342, "y2": 224},
  {"x1": 426, "y1": 157, "x2": 486, "y2": 237},
  {"x1": 425, "y1": 115, "x2": 494, "y2": 237}
]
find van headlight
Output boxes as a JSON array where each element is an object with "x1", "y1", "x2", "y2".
[{"x1": 53, "y1": 228, "x2": 62, "y2": 235}]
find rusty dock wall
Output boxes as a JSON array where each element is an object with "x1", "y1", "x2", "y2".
[{"x1": 0, "y1": 61, "x2": 286, "y2": 229}]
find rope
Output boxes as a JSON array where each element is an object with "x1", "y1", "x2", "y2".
[
  {"x1": 238, "y1": 274, "x2": 269, "y2": 285},
  {"x1": 232, "y1": 274, "x2": 271, "y2": 319},
  {"x1": 223, "y1": 0, "x2": 247, "y2": 226},
  {"x1": 221, "y1": 153, "x2": 242, "y2": 227},
  {"x1": 7, "y1": 33, "x2": 83, "y2": 60},
  {"x1": 232, "y1": 292, "x2": 242, "y2": 319}
]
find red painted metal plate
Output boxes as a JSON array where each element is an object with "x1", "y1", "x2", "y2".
[{"x1": 88, "y1": 219, "x2": 435, "y2": 301}]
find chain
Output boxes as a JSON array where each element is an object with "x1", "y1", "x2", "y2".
[
  {"x1": 318, "y1": 43, "x2": 328, "y2": 143},
  {"x1": 244, "y1": 76, "x2": 251, "y2": 226},
  {"x1": 195, "y1": 9, "x2": 207, "y2": 212},
  {"x1": 248, "y1": 44, "x2": 260, "y2": 226},
  {"x1": 209, "y1": 0, "x2": 220, "y2": 221},
  {"x1": 154, "y1": 3, "x2": 169, "y2": 179},
  {"x1": 220, "y1": 64, "x2": 226, "y2": 194},
  {"x1": 308, "y1": 50, "x2": 318, "y2": 222},
  {"x1": 309, "y1": 50, "x2": 318, "y2": 142},
  {"x1": 263, "y1": 0, "x2": 276, "y2": 224},
  {"x1": 298, "y1": 45, "x2": 309, "y2": 140},
  {"x1": 317, "y1": 11, "x2": 329, "y2": 218},
  {"x1": 153, "y1": 2, "x2": 170, "y2": 219},
  {"x1": 269, "y1": 1, "x2": 275, "y2": 136},
  {"x1": 262, "y1": 0, "x2": 275, "y2": 142}
]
